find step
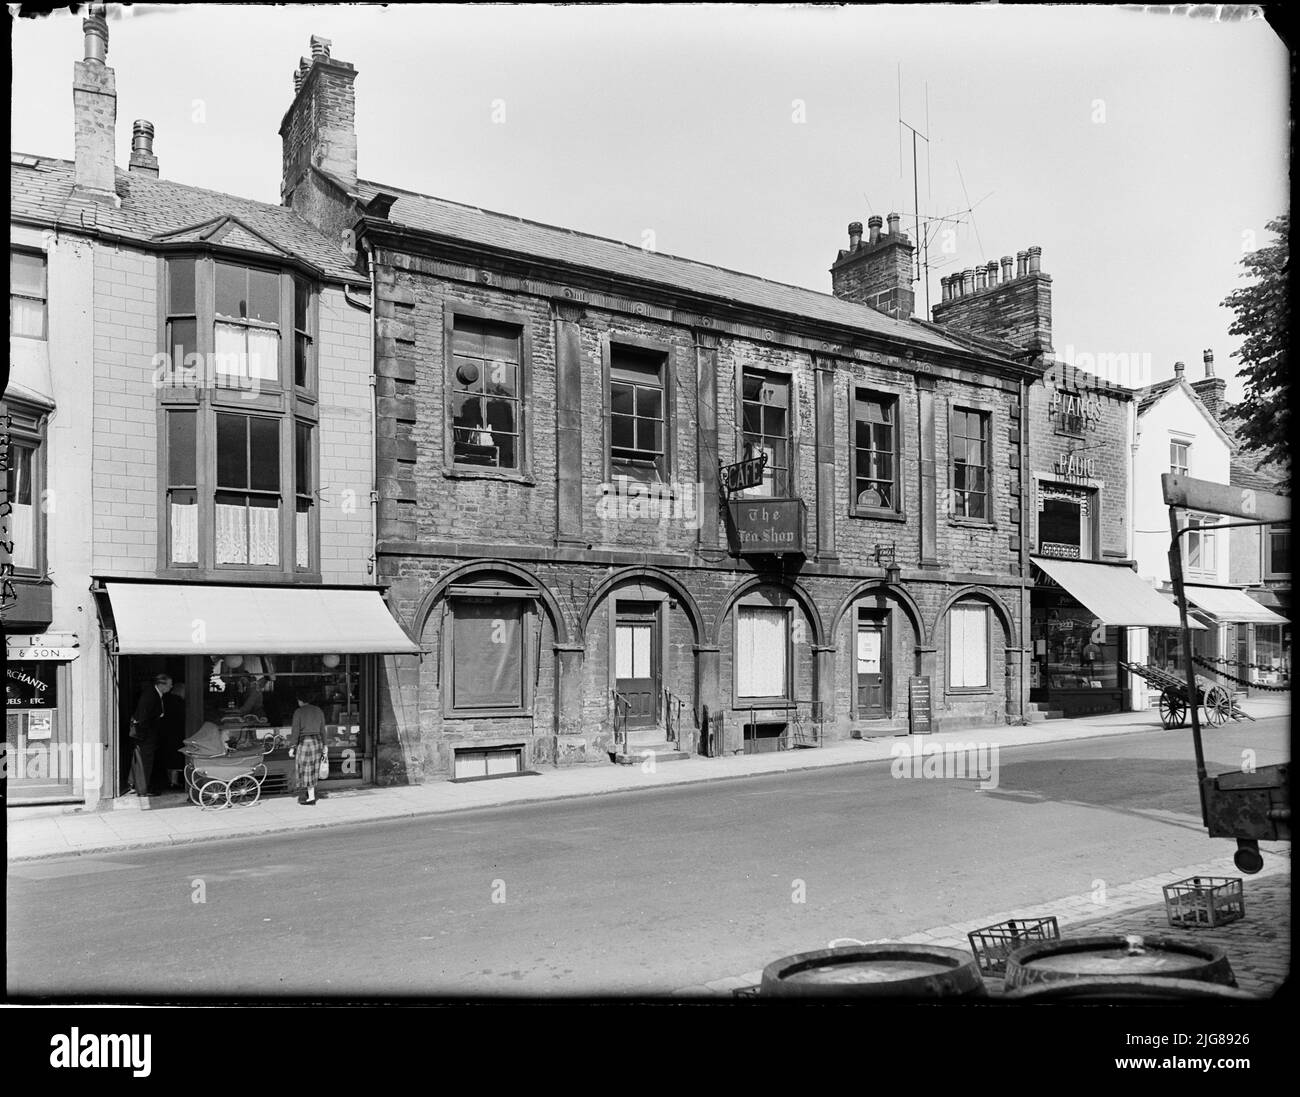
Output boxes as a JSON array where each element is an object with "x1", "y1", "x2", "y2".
[{"x1": 613, "y1": 744, "x2": 690, "y2": 766}]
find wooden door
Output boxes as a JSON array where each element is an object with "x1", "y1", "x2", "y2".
[
  {"x1": 615, "y1": 602, "x2": 660, "y2": 727},
  {"x1": 856, "y1": 613, "x2": 889, "y2": 718}
]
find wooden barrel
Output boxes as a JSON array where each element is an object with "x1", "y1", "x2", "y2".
[
  {"x1": 1004, "y1": 935, "x2": 1236, "y2": 990},
  {"x1": 1004, "y1": 977, "x2": 1258, "y2": 1002},
  {"x1": 760, "y1": 944, "x2": 985, "y2": 998}
]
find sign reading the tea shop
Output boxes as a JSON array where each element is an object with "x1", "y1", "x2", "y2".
[{"x1": 728, "y1": 498, "x2": 806, "y2": 556}]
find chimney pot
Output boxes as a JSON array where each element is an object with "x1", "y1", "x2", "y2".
[
  {"x1": 1000, "y1": 255, "x2": 1014, "y2": 283},
  {"x1": 1016, "y1": 250, "x2": 1028, "y2": 278},
  {"x1": 848, "y1": 221, "x2": 863, "y2": 250},
  {"x1": 986, "y1": 260, "x2": 999, "y2": 285},
  {"x1": 310, "y1": 35, "x2": 332, "y2": 62},
  {"x1": 975, "y1": 266, "x2": 987, "y2": 291},
  {"x1": 867, "y1": 215, "x2": 882, "y2": 245},
  {"x1": 1027, "y1": 245, "x2": 1042, "y2": 274},
  {"x1": 83, "y1": 8, "x2": 109, "y2": 64},
  {"x1": 886, "y1": 212, "x2": 901, "y2": 237},
  {"x1": 1203, "y1": 348, "x2": 1215, "y2": 377},
  {"x1": 1174, "y1": 361, "x2": 1186, "y2": 378},
  {"x1": 131, "y1": 119, "x2": 154, "y2": 155},
  {"x1": 962, "y1": 268, "x2": 976, "y2": 296}
]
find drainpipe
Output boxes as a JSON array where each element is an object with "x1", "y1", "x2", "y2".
[
  {"x1": 360, "y1": 239, "x2": 378, "y2": 580},
  {"x1": 1018, "y1": 374, "x2": 1030, "y2": 722}
]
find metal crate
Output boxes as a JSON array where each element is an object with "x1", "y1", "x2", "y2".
[
  {"x1": 1163, "y1": 876, "x2": 1245, "y2": 929},
  {"x1": 968, "y1": 916, "x2": 1060, "y2": 977}
]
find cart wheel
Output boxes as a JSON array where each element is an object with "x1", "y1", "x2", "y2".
[
  {"x1": 1158, "y1": 691, "x2": 1187, "y2": 729},
  {"x1": 1203, "y1": 686, "x2": 1231, "y2": 728},
  {"x1": 198, "y1": 780, "x2": 229, "y2": 810},
  {"x1": 227, "y1": 774, "x2": 261, "y2": 808}
]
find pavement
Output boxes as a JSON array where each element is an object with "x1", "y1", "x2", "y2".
[{"x1": 7, "y1": 698, "x2": 1290, "y2": 998}]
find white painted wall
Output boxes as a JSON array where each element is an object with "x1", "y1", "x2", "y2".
[{"x1": 1132, "y1": 383, "x2": 1231, "y2": 586}]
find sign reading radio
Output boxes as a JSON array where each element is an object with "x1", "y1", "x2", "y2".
[
  {"x1": 1053, "y1": 452, "x2": 1098, "y2": 482},
  {"x1": 727, "y1": 498, "x2": 806, "y2": 556}
]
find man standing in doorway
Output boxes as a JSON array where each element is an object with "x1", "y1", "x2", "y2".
[{"x1": 127, "y1": 673, "x2": 172, "y2": 796}]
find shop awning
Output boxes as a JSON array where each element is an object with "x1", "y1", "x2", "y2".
[
  {"x1": 1031, "y1": 558, "x2": 1204, "y2": 628},
  {"x1": 1183, "y1": 585, "x2": 1290, "y2": 625},
  {"x1": 103, "y1": 583, "x2": 422, "y2": 655}
]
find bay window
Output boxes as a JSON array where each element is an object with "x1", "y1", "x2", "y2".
[{"x1": 158, "y1": 255, "x2": 318, "y2": 576}]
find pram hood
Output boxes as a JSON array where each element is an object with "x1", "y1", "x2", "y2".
[{"x1": 181, "y1": 721, "x2": 227, "y2": 759}]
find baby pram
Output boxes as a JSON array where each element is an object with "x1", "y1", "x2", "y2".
[{"x1": 181, "y1": 722, "x2": 272, "y2": 809}]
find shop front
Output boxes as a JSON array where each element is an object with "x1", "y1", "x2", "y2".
[
  {"x1": 5, "y1": 635, "x2": 85, "y2": 802},
  {"x1": 96, "y1": 581, "x2": 420, "y2": 799},
  {"x1": 1029, "y1": 556, "x2": 1195, "y2": 718},
  {"x1": 1165, "y1": 584, "x2": 1290, "y2": 695}
]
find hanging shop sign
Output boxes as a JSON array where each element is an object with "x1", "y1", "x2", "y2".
[
  {"x1": 727, "y1": 497, "x2": 806, "y2": 555},
  {"x1": 720, "y1": 453, "x2": 767, "y2": 495},
  {"x1": 6, "y1": 661, "x2": 58, "y2": 709}
]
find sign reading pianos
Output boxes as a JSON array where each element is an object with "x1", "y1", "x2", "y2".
[{"x1": 727, "y1": 497, "x2": 807, "y2": 556}]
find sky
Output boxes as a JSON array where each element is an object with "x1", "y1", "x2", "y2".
[{"x1": 9, "y1": 4, "x2": 1290, "y2": 402}]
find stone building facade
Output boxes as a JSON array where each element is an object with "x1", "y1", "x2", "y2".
[{"x1": 276, "y1": 39, "x2": 1057, "y2": 783}]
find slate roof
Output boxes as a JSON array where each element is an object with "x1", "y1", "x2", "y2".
[
  {"x1": 1136, "y1": 377, "x2": 1179, "y2": 416},
  {"x1": 10, "y1": 154, "x2": 363, "y2": 284},
  {"x1": 353, "y1": 178, "x2": 1001, "y2": 360},
  {"x1": 1229, "y1": 452, "x2": 1287, "y2": 495}
]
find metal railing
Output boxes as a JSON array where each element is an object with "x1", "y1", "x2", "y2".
[
  {"x1": 611, "y1": 688, "x2": 632, "y2": 753},
  {"x1": 742, "y1": 699, "x2": 822, "y2": 753},
  {"x1": 662, "y1": 687, "x2": 690, "y2": 749}
]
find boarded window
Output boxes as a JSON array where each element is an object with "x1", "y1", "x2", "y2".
[
  {"x1": 736, "y1": 605, "x2": 789, "y2": 699},
  {"x1": 949, "y1": 603, "x2": 989, "y2": 689},
  {"x1": 451, "y1": 599, "x2": 526, "y2": 710}
]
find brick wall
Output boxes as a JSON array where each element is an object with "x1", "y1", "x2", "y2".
[
  {"x1": 315, "y1": 285, "x2": 374, "y2": 584},
  {"x1": 92, "y1": 243, "x2": 158, "y2": 574}
]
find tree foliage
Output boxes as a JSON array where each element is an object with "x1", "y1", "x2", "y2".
[{"x1": 1222, "y1": 214, "x2": 1289, "y2": 491}]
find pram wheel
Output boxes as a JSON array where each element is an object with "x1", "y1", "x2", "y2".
[
  {"x1": 198, "y1": 780, "x2": 229, "y2": 809},
  {"x1": 227, "y1": 774, "x2": 261, "y2": 808}
]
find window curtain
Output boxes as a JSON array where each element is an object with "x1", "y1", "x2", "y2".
[
  {"x1": 170, "y1": 500, "x2": 198, "y2": 564},
  {"x1": 11, "y1": 297, "x2": 44, "y2": 339},
  {"x1": 9, "y1": 502, "x2": 34, "y2": 568},
  {"x1": 296, "y1": 507, "x2": 310, "y2": 568},
  {"x1": 215, "y1": 502, "x2": 246, "y2": 564},
  {"x1": 737, "y1": 606, "x2": 788, "y2": 698},
  {"x1": 949, "y1": 604, "x2": 989, "y2": 688},
  {"x1": 248, "y1": 504, "x2": 279, "y2": 565}
]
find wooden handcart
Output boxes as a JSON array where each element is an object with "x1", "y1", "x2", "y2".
[{"x1": 1120, "y1": 661, "x2": 1252, "y2": 729}]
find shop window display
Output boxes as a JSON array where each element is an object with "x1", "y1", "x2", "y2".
[{"x1": 203, "y1": 654, "x2": 363, "y2": 782}]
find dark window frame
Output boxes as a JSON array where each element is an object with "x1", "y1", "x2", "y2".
[
  {"x1": 442, "y1": 300, "x2": 535, "y2": 483},
  {"x1": 442, "y1": 593, "x2": 538, "y2": 718},
  {"x1": 949, "y1": 402, "x2": 996, "y2": 526},
  {"x1": 850, "y1": 386, "x2": 905, "y2": 519},
  {"x1": 736, "y1": 368, "x2": 794, "y2": 499},
  {"x1": 1265, "y1": 525, "x2": 1290, "y2": 579},
  {"x1": 1, "y1": 399, "x2": 48, "y2": 578},
  {"x1": 602, "y1": 332, "x2": 675, "y2": 485}
]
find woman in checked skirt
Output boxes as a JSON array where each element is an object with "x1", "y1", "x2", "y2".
[{"x1": 289, "y1": 692, "x2": 327, "y2": 805}]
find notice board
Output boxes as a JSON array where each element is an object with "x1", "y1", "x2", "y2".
[{"x1": 908, "y1": 675, "x2": 932, "y2": 735}]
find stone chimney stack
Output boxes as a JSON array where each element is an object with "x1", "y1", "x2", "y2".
[
  {"x1": 929, "y1": 242, "x2": 1053, "y2": 357},
  {"x1": 279, "y1": 34, "x2": 358, "y2": 207},
  {"x1": 128, "y1": 119, "x2": 159, "y2": 176},
  {"x1": 830, "y1": 211, "x2": 915, "y2": 320},
  {"x1": 1191, "y1": 348, "x2": 1227, "y2": 420},
  {"x1": 72, "y1": 6, "x2": 118, "y2": 201}
]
